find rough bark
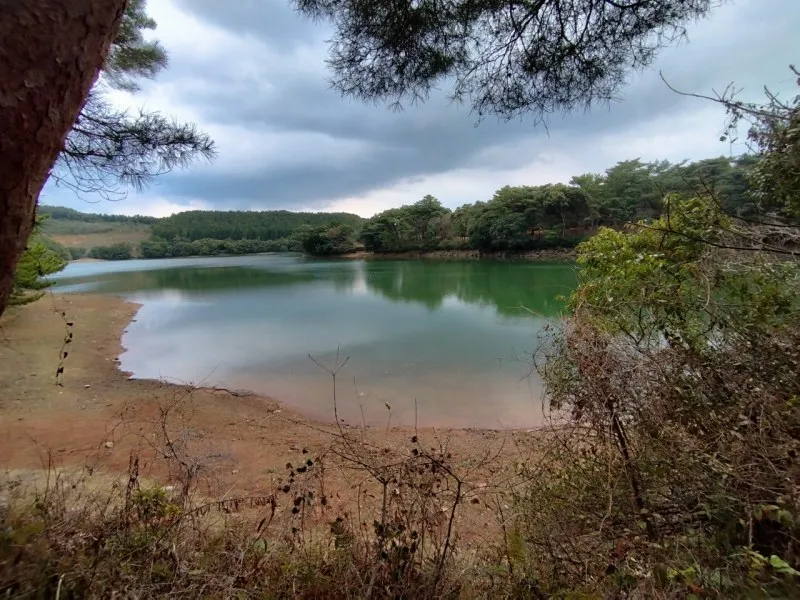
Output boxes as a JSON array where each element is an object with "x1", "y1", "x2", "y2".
[{"x1": 0, "y1": 0, "x2": 128, "y2": 316}]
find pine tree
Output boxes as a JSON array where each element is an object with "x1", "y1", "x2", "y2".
[
  {"x1": 10, "y1": 219, "x2": 69, "y2": 306},
  {"x1": 54, "y1": 0, "x2": 215, "y2": 200},
  {"x1": 295, "y1": 0, "x2": 717, "y2": 122},
  {"x1": 0, "y1": 0, "x2": 126, "y2": 318}
]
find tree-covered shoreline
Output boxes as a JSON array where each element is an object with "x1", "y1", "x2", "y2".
[{"x1": 42, "y1": 152, "x2": 769, "y2": 262}]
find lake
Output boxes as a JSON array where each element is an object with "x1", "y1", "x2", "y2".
[{"x1": 53, "y1": 254, "x2": 576, "y2": 428}]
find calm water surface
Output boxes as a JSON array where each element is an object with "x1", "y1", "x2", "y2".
[{"x1": 53, "y1": 254, "x2": 576, "y2": 428}]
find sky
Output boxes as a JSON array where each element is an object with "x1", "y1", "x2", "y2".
[{"x1": 43, "y1": 0, "x2": 800, "y2": 218}]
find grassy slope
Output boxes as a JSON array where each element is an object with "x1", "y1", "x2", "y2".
[
  {"x1": 39, "y1": 204, "x2": 155, "y2": 252},
  {"x1": 42, "y1": 220, "x2": 153, "y2": 249}
]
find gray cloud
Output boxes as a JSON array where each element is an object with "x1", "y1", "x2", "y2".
[
  {"x1": 172, "y1": 0, "x2": 323, "y2": 49},
  {"x1": 47, "y1": 0, "x2": 800, "y2": 215}
]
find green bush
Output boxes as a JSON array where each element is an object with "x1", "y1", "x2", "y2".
[
  {"x1": 296, "y1": 223, "x2": 359, "y2": 255},
  {"x1": 88, "y1": 242, "x2": 134, "y2": 260},
  {"x1": 436, "y1": 237, "x2": 471, "y2": 251},
  {"x1": 67, "y1": 246, "x2": 87, "y2": 260},
  {"x1": 137, "y1": 237, "x2": 294, "y2": 259},
  {"x1": 10, "y1": 234, "x2": 67, "y2": 305},
  {"x1": 521, "y1": 194, "x2": 800, "y2": 597}
]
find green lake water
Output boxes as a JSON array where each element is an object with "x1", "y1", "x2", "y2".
[{"x1": 53, "y1": 254, "x2": 576, "y2": 428}]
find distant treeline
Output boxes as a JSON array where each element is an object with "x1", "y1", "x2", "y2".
[
  {"x1": 42, "y1": 155, "x2": 765, "y2": 260},
  {"x1": 150, "y1": 210, "x2": 364, "y2": 242},
  {"x1": 84, "y1": 238, "x2": 300, "y2": 261},
  {"x1": 38, "y1": 205, "x2": 158, "y2": 224}
]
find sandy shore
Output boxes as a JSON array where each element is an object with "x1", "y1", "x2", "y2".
[{"x1": 0, "y1": 294, "x2": 531, "y2": 535}]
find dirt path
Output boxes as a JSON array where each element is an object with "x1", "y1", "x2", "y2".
[{"x1": 0, "y1": 294, "x2": 537, "y2": 539}]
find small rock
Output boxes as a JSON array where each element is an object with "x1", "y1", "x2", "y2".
[
  {"x1": 104, "y1": 441, "x2": 114, "y2": 449},
  {"x1": 84, "y1": 384, "x2": 91, "y2": 389},
  {"x1": 232, "y1": 469, "x2": 239, "y2": 475}
]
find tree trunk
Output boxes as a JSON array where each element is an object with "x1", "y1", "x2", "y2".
[{"x1": 0, "y1": 0, "x2": 128, "y2": 317}]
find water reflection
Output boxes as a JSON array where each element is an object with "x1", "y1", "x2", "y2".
[
  {"x1": 363, "y1": 260, "x2": 575, "y2": 317},
  {"x1": 54, "y1": 255, "x2": 576, "y2": 428},
  {"x1": 57, "y1": 256, "x2": 574, "y2": 318}
]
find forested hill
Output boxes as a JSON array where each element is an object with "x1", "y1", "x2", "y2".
[
  {"x1": 34, "y1": 205, "x2": 363, "y2": 260},
  {"x1": 150, "y1": 210, "x2": 364, "y2": 242}
]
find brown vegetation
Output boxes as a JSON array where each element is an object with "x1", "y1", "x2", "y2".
[{"x1": 49, "y1": 227, "x2": 152, "y2": 252}]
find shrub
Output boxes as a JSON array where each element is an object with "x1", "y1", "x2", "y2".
[
  {"x1": 515, "y1": 194, "x2": 800, "y2": 597},
  {"x1": 88, "y1": 242, "x2": 134, "y2": 260},
  {"x1": 67, "y1": 246, "x2": 87, "y2": 260},
  {"x1": 10, "y1": 234, "x2": 67, "y2": 305}
]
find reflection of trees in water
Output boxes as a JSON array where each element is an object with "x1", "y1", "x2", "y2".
[
  {"x1": 328, "y1": 264, "x2": 361, "y2": 293},
  {"x1": 61, "y1": 266, "x2": 325, "y2": 294},
  {"x1": 364, "y1": 261, "x2": 576, "y2": 317},
  {"x1": 58, "y1": 259, "x2": 572, "y2": 316}
]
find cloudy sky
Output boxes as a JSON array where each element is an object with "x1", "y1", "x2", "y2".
[{"x1": 43, "y1": 0, "x2": 800, "y2": 218}]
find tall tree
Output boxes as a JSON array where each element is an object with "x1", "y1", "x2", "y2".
[
  {"x1": 295, "y1": 0, "x2": 716, "y2": 121},
  {"x1": 0, "y1": 0, "x2": 128, "y2": 317},
  {"x1": 53, "y1": 0, "x2": 215, "y2": 200},
  {"x1": 103, "y1": 0, "x2": 168, "y2": 93}
]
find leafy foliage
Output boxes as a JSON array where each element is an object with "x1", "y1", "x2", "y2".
[
  {"x1": 571, "y1": 155, "x2": 762, "y2": 223},
  {"x1": 295, "y1": 0, "x2": 716, "y2": 122},
  {"x1": 139, "y1": 237, "x2": 299, "y2": 258},
  {"x1": 456, "y1": 184, "x2": 593, "y2": 251},
  {"x1": 40, "y1": 151, "x2": 763, "y2": 262},
  {"x1": 359, "y1": 157, "x2": 759, "y2": 255},
  {"x1": 10, "y1": 230, "x2": 69, "y2": 306},
  {"x1": 67, "y1": 247, "x2": 88, "y2": 260},
  {"x1": 88, "y1": 243, "x2": 134, "y2": 261},
  {"x1": 516, "y1": 78, "x2": 800, "y2": 596},
  {"x1": 295, "y1": 223, "x2": 361, "y2": 255},
  {"x1": 728, "y1": 67, "x2": 800, "y2": 218},
  {"x1": 361, "y1": 196, "x2": 450, "y2": 252},
  {"x1": 527, "y1": 194, "x2": 800, "y2": 595}
]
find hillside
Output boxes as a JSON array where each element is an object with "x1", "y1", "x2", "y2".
[
  {"x1": 38, "y1": 205, "x2": 156, "y2": 253},
  {"x1": 36, "y1": 205, "x2": 364, "y2": 259}
]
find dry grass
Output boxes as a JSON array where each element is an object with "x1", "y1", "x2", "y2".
[
  {"x1": 41, "y1": 219, "x2": 152, "y2": 250},
  {"x1": 50, "y1": 229, "x2": 151, "y2": 251},
  {"x1": 0, "y1": 387, "x2": 526, "y2": 599}
]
